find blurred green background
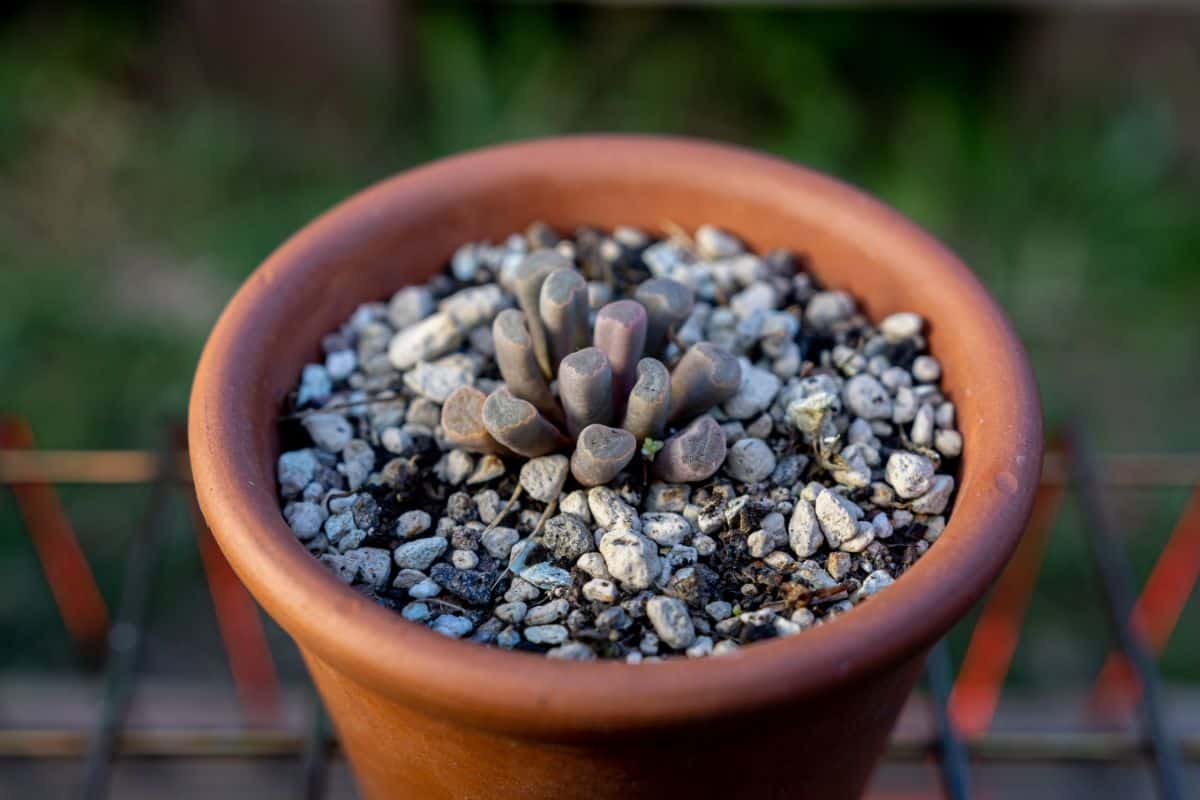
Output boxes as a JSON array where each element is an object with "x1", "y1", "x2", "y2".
[{"x1": 1, "y1": 2, "x2": 1198, "y2": 691}]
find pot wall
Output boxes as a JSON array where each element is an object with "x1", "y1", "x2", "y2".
[
  {"x1": 303, "y1": 645, "x2": 927, "y2": 799},
  {"x1": 190, "y1": 136, "x2": 1042, "y2": 800}
]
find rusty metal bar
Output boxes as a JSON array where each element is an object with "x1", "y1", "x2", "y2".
[
  {"x1": 1065, "y1": 423, "x2": 1190, "y2": 800},
  {"x1": 2, "y1": 728, "x2": 1199, "y2": 762},
  {"x1": 4, "y1": 449, "x2": 1199, "y2": 487},
  {"x1": 926, "y1": 640, "x2": 971, "y2": 799},
  {"x1": 0, "y1": 418, "x2": 110, "y2": 667},
  {"x1": 184, "y1": 470, "x2": 283, "y2": 729},
  {"x1": 949, "y1": 478, "x2": 1066, "y2": 736},
  {"x1": 80, "y1": 437, "x2": 176, "y2": 800},
  {"x1": 1090, "y1": 484, "x2": 1200, "y2": 722}
]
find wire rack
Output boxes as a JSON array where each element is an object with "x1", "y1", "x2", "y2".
[{"x1": 1, "y1": 415, "x2": 1197, "y2": 799}]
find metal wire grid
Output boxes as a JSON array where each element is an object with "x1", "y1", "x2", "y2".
[{"x1": 1, "y1": 416, "x2": 1197, "y2": 799}]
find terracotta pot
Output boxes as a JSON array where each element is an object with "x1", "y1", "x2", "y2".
[{"x1": 189, "y1": 135, "x2": 1042, "y2": 799}]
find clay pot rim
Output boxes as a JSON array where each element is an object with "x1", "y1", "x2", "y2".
[{"x1": 189, "y1": 134, "x2": 1042, "y2": 738}]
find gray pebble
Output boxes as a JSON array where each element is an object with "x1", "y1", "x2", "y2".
[
  {"x1": 525, "y1": 598, "x2": 569, "y2": 625},
  {"x1": 576, "y1": 552, "x2": 611, "y2": 580},
  {"x1": 911, "y1": 403, "x2": 935, "y2": 447},
  {"x1": 401, "y1": 602, "x2": 430, "y2": 622},
  {"x1": 395, "y1": 510, "x2": 432, "y2": 539},
  {"x1": 524, "y1": 624, "x2": 568, "y2": 645},
  {"x1": 935, "y1": 429, "x2": 963, "y2": 458},
  {"x1": 520, "y1": 563, "x2": 573, "y2": 590},
  {"x1": 495, "y1": 601, "x2": 527, "y2": 623},
  {"x1": 277, "y1": 449, "x2": 319, "y2": 498},
  {"x1": 496, "y1": 626, "x2": 521, "y2": 649},
  {"x1": 599, "y1": 529, "x2": 661, "y2": 590},
  {"x1": 843, "y1": 374, "x2": 893, "y2": 420},
  {"x1": 724, "y1": 438, "x2": 777, "y2": 483},
  {"x1": 641, "y1": 512, "x2": 691, "y2": 546},
  {"x1": 451, "y1": 549, "x2": 479, "y2": 570},
  {"x1": 541, "y1": 514, "x2": 594, "y2": 561},
  {"x1": 481, "y1": 527, "x2": 520, "y2": 560},
  {"x1": 588, "y1": 486, "x2": 639, "y2": 531},
  {"x1": 912, "y1": 355, "x2": 941, "y2": 383},
  {"x1": 854, "y1": 569, "x2": 895, "y2": 601},
  {"x1": 284, "y1": 502, "x2": 325, "y2": 540},
  {"x1": 403, "y1": 356, "x2": 476, "y2": 403},
  {"x1": 391, "y1": 569, "x2": 427, "y2": 590},
  {"x1": 788, "y1": 498, "x2": 823, "y2": 558},
  {"x1": 388, "y1": 286, "x2": 435, "y2": 329},
  {"x1": 582, "y1": 578, "x2": 619, "y2": 604},
  {"x1": 815, "y1": 489, "x2": 862, "y2": 549},
  {"x1": 302, "y1": 413, "x2": 353, "y2": 452},
  {"x1": 387, "y1": 312, "x2": 462, "y2": 370},
  {"x1": 408, "y1": 578, "x2": 441, "y2": 599},
  {"x1": 911, "y1": 475, "x2": 955, "y2": 515},
  {"x1": 393, "y1": 537, "x2": 448, "y2": 571},
  {"x1": 431, "y1": 614, "x2": 474, "y2": 638},
  {"x1": 724, "y1": 361, "x2": 782, "y2": 420},
  {"x1": 520, "y1": 455, "x2": 570, "y2": 504},
  {"x1": 885, "y1": 451, "x2": 935, "y2": 499},
  {"x1": 879, "y1": 312, "x2": 923, "y2": 342},
  {"x1": 298, "y1": 364, "x2": 332, "y2": 407},
  {"x1": 805, "y1": 291, "x2": 855, "y2": 330},
  {"x1": 646, "y1": 595, "x2": 696, "y2": 649}
]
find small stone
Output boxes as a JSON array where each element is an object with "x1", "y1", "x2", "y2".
[
  {"x1": 854, "y1": 569, "x2": 895, "y2": 601},
  {"x1": 520, "y1": 562, "x2": 574, "y2": 590},
  {"x1": 277, "y1": 449, "x2": 319, "y2": 497},
  {"x1": 843, "y1": 374, "x2": 893, "y2": 420},
  {"x1": 319, "y1": 553, "x2": 357, "y2": 584},
  {"x1": 495, "y1": 601, "x2": 527, "y2": 623},
  {"x1": 646, "y1": 595, "x2": 696, "y2": 649},
  {"x1": 911, "y1": 475, "x2": 955, "y2": 515},
  {"x1": 519, "y1": 455, "x2": 570, "y2": 504},
  {"x1": 524, "y1": 624, "x2": 568, "y2": 645},
  {"x1": 388, "y1": 286, "x2": 435, "y2": 329},
  {"x1": 576, "y1": 552, "x2": 611, "y2": 580},
  {"x1": 339, "y1": 440, "x2": 375, "y2": 490},
  {"x1": 391, "y1": 569, "x2": 426, "y2": 590},
  {"x1": 381, "y1": 427, "x2": 413, "y2": 455},
  {"x1": 284, "y1": 502, "x2": 325, "y2": 540},
  {"x1": 560, "y1": 489, "x2": 592, "y2": 522},
  {"x1": 541, "y1": 514, "x2": 594, "y2": 562},
  {"x1": 466, "y1": 454, "x2": 506, "y2": 485},
  {"x1": 404, "y1": 357, "x2": 476, "y2": 403},
  {"x1": 588, "y1": 486, "x2": 639, "y2": 531},
  {"x1": 724, "y1": 438, "x2": 777, "y2": 483},
  {"x1": 911, "y1": 403, "x2": 935, "y2": 447},
  {"x1": 886, "y1": 452, "x2": 935, "y2": 499},
  {"x1": 730, "y1": 282, "x2": 780, "y2": 317},
  {"x1": 746, "y1": 530, "x2": 775, "y2": 558},
  {"x1": 440, "y1": 284, "x2": 511, "y2": 329},
  {"x1": 388, "y1": 312, "x2": 463, "y2": 370},
  {"x1": 815, "y1": 489, "x2": 863, "y2": 549},
  {"x1": 879, "y1": 312, "x2": 923, "y2": 342},
  {"x1": 582, "y1": 578, "x2": 620, "y2": 604},
  {"x1": 712, "y1": 640, "x2": 740, "y2": 656},
  {"x1": 297, "y1": 364, "x2": 332, "y2": 407},
  {"x1": 686, "y1": 636, "x2": 714, "y2": 658},
  {"x1": 642, "y1": 512, "x2": 691, "y2": 546},
  {"x1": 325, "y1": 350, "x2": 357, "y2": 381},
  {"x1": 912, "y1": 355, "x2": 942, "y2": 383},
  {"x1": 525, "y1": 598, "x2": 569, "y2": 625},
  {"x1": 547, "y1": 642, "x2": 596, "y2": 660},
  {"x1": 496, "y1": 626, "x2": 521, "y2": 649},
  {"x1": 827, "y1": 551, "x2": 852, "y2": 580},
  {"x1": 645, "y1": 483, "x2": 689, "y2": 513},
  {"x1": 788, "y1": 498, "x2": 823, "y2": 558},
  {"x1": 706, "y1": 600, "x2": 733, "y2": 621},
  {"x1": 746, "y1": 414, "x2": 773, "y2": 439},
  {"x1": 435, "y1": 450, "x2": 474, "y2": 486},
  {"x1": 695, "y1": 224, "x2": 743, "y2": 259},
  {"x1": 393, "y1": 537, "x2": 448, "y2": 571},
  {"x1": 451, "y1": 549, "x2": 479, "y2": 570},
  {"x1": 599, "y1": 529, "x2": 661, "y2": 590},
  {"x1": 431, "y1": 614, "x2": 474, "y2": 638},
  {"x1": 472, "y1": 490, "x2": 503, "y2": 524},
  {"x1": 401, "y1": 602, "x2": 430, "y2": 622},
  {"x1": 408, "y1": 578, "x2": 441, "y2": 599},
  {"x1": 302, "y1": 413, "x2": 353, "y2": 452},
  {"x1": 504, "y1": 577, "x2": 541, "y2": 603},
  {"x1": 935, "y1": 429, "x2": 963, "y2": 458},
  {"x1": 724, "y1": 362, "x2": 782, "y2": 420},
  {"x1": 805, "y1": 291, "x2": 855, "y2": 331},
  {"x1": 481, "y1": 526, "x2": 520, "y2": 560}
]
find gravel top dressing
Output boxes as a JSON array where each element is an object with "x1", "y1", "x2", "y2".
[{"x1": 274, "y1": 222, "x2": 961, "y2": 661}]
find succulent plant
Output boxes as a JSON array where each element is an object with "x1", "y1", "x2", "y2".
[{"x1": 442, "y1": 249, "x2": 741, "y2": 487}]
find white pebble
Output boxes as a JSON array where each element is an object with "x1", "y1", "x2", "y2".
[
  {"x1": 879, "y1": 312, "x2": 923, "y2": 342},
  {"x1": 912, "y1": 355, "x2": 942, "y2": 383},
  {"x1": 886, "y1": 451, "x2": 935, "y2": 499},
  {"x1": 599, "y1": 530, "x2": 661, "y2": 590},
  {"x1": 724, "y1": 438, "x2": 777, "y2": 483},
  {"x1": 582, "y1": 578, "x2": 619, "y2": 604},
  {"x1": 646, "y1": 595, "x2": 696, "y2": 650},
  {"x1": 302, "y1": 413, "x2": 353, "y2": 452},
  {"x1": 788, "y1": 498, "x2": 823, "y2": 558},
  {"x1": 814, "y1": 489, "x2": 863, "y2": 549}
]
